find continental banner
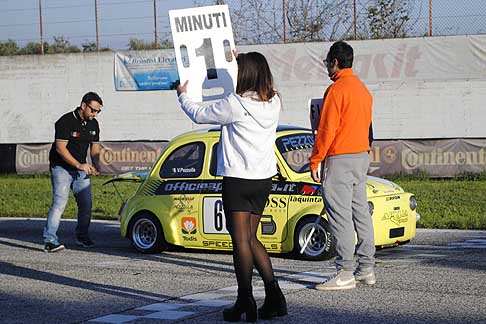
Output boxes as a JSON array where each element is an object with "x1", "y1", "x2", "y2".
[
  {"x1": 368, "y1": 139, "x2": 486, "y2": 177},
  {"x1": 15, "y1": 142, "x2": 168, "y2": 174},
  {"x1": 14, "y1": 139, "x2": 486, "y2": 177}
]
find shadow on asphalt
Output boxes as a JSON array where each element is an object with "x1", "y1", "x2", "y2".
[{"x1": 0, "y1": 218, "x2": 311, "y2": 280}]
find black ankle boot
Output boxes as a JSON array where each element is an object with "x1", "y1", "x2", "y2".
[
  {"x1": 258, "y1": 280, "x2": 288, "y2": 319},
  {"x1": 223, "y1": 293, "x2": 257, "y2": 322}
]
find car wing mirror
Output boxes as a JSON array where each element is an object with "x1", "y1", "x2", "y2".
[{"x1": 273, "y1": 171, "x2": 286, "y2": 181}]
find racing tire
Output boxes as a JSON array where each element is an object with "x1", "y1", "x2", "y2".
[
  {"x1": 294, "y1": 216, "x2": 336, "y2": 261},
  {"x1": 129, "y1": 213, "x2": 167, "y2": 254}
]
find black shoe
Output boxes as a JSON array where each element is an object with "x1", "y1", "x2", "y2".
[
  {"x1": 258, "y1": 280, "x2": 288, "y2": 319},
  {"x1": 223, "y1": 294, "x2": 257, "y2": 322},
  {"x1": 44, "y1": 242, "x2": 65, "y2": 253},
  {"x1": 75, "y1": 236, "x2": 95, "y2": 248}
]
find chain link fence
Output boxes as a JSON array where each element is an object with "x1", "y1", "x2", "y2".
[{"x1": 0, "y1": 0, "x2": 485, "y2": 53}]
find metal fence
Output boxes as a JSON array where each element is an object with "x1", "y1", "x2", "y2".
[{"x1": 1, "y1": 0, "x2": 485, "y2": 52}]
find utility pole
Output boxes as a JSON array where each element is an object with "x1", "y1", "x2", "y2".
[
  {"x1": 429, "y1": 0, "x2": 433, "y2": 36},
  {"x1": 353, "y1": 0, "x2": 357, "y2": 39},
  {"x1": 39, "y1": 0, "x2": 44, "y2": 55},
  {"x1": 282, "y1": 0, "x2": 286, "y2": 43},
  {"x1": 154, "y1": 0, "x2": 158, "y2": 49},
  {"x1": 95, "y1": 0, "x2": 99, "y2": 51}
]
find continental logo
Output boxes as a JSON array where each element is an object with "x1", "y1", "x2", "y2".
[
  {"x1": 100, "y1": 147, "x2": 164, "y2": 166},
  {"x1": 16, "y1": 147, "x2": 50, "y2": 168},
  {"x1": 402, "y1": 148, "x2": 486, "y2": 170}
]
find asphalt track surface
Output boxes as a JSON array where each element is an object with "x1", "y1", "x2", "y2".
[{"x1": 1, "y1": 218, "x2": 485, "y2": 324}]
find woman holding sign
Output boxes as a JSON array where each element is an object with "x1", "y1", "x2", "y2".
[{"x1": 177, "y1": 52, "x2": 287, "y2": 322}]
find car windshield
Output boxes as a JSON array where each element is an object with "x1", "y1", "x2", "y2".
[{"x1": 276, "y1": 133, "x2": 314, "y2": 173}]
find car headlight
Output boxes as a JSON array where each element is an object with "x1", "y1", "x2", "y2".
[
  {"x1": 368, "y1": 201, "x2": 374, "y2": 216},
  {"x1": 409, "y1": 196, "x2": 417, "y2": 211}
]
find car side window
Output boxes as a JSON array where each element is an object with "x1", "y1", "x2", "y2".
[
  {"x1": 209, "y1": 142, "x2": 219, "y2": 176},
  {"x1": 160, "y1": 142, "x2": 205, "y2": 178}
]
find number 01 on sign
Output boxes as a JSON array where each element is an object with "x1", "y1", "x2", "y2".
[{"x1": 169, "y1": 5, "x2": 238, "y2": 102}]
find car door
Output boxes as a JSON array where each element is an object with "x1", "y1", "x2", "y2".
[
  {"x1": 157, "y1": 141, "x2": 206, "y2": 247},
  {"x1": 200, "y1": 141, "x2": 287, "y2": 252}
]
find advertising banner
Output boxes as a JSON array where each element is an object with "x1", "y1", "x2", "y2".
[
  {"x1": 13, "y1": 139, "x2": 486, "y2": 177},
  {"x1": 169, "y1": 5, "x2": 238, "y2": 102},
  {"x1": 114, "y1": 50, "x2": 180, "y2": 90},
  {"x1": 15, "y1": 142, "x2": 168, "y2": 174}
]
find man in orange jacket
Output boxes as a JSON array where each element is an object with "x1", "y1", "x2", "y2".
[{"x1": 310, "y1": 41, "x2": 375, "y2": 290}]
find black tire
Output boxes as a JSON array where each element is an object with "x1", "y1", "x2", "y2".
[
  {"x1": 129, "y1": 212, "x2": 167, "y2": 254},
  {"x1": 294, "y1": 216, "x2": 335, "y2": 261}
]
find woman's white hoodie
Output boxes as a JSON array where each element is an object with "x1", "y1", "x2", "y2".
[{"x1": 178, "y1": 92, "x2": 280, "y2": 179}]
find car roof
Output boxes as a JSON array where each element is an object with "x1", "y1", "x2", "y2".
[{"x1": 172, "y1": 125, "x2": 311, "y2": 142}]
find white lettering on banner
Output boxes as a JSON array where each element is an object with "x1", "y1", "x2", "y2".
[
  {"x1": 175, "y1": 12, "x2": 228, "y2": 33},
  {"x1": 100, "y1": 148, "x2": 163, "y2": 165},
  {"x1": 264, "y1": 44, "x2": 422, "y2": 82},
  {"x1": 17, "y1": 148, "x2": 49, "y2": 168},
  {"x1": 402, "y1": 148, "x2": 486, "y2": 170}
]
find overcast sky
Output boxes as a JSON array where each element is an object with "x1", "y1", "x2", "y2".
[{"x1": 0, "y1": 0, "x2": 485, "y2": 50}]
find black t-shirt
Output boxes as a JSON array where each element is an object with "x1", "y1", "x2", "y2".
[{"x1": 49, "y1": 108, "x2": 100, "y2": 171}]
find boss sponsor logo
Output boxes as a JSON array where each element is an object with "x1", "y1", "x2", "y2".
[
  {"x1": 266, "y1": 197, "x2": 287, "y2": 209},
  {"x1": 386, "y1": 195, "x2": 401, "y2": 201}
]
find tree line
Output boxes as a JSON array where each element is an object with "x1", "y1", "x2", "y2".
[{"x1": 1, "y1": 0, "x2": 416, "y2": 56}]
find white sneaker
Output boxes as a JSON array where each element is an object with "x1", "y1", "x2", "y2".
[
  {"x1": 355, "y1": 271, "x2": 376, "y2": 285},
  {"x1": 315, "y1": 271, "x2": 356, "y2": 291}
]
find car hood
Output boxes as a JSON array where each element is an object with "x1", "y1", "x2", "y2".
[
  {"x1": 293, "y1": 174, "x2": 404, "y2": 197},
  {"x1": 102, "y1": 171, "x2": 149, "y2": 185},
  {"x1": 365, "y1": 176, "x2": 404, "y2": 196}
]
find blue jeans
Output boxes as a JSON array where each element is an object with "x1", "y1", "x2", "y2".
[{"x1": 43, "y1": 166, "x2": 92, "y2": 244}]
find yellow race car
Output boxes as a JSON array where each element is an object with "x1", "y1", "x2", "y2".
[{"x1": 113, "y1": 126, "x2": 419, "y2": 261}]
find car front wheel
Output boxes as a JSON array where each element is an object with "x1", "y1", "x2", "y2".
[
  {"x1": 294, "y1": 216, "x2": 335, "y2": 261},
  {"x1": 129, "y1": 213, "x2": 167, "y2": 254}
]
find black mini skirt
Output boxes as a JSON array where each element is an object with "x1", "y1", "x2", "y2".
[{"x1": 222, "y1": 176, "x2": 272, "y2": 215}]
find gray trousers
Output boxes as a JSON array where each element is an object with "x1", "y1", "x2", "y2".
[{"x1": 322, "y1": 152, "x2": 375, "y2": 272}]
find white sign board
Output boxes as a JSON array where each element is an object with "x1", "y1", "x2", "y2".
[
  {"x1": 309, "y1": 97, "x2": 323, "y2": 135},
  {"x1": 169, "y1": 5, "x2": 238, "y2": 102}
]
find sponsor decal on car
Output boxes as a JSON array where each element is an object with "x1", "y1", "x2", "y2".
[
  {"x1": 289, "y1": 196, "x2": 322, "y2": 203},
  {"x1": 181, "y1": 217, "x2": 197, "y2": 234},
  {"x1": 172, "y1": 167, "x2": 196, "y2": 173},
  {"x1": 174, "y1": 194, "x2": 195, "y2": 210},
  {"x1": 278, "y1": 134, "x2": 314, "y2": 152},
  {"x1": 382, "y1": 209, "x2": 408, "y2": 226}
]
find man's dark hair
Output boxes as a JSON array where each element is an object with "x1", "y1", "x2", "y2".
[
  {"x1": 327, "y1": 41, "x2": 354, "y2": 69},
  {"x1": 81, "y1": 92, "x2": 103, "y2": 106}
]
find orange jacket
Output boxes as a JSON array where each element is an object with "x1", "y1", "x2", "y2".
[{"x1": 310, "y1": 68, "x2": 372, "y2": 170}]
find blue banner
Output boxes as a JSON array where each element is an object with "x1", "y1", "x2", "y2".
[{"x1": 114, "y1": 50, "x2": 181, "y2": 90}]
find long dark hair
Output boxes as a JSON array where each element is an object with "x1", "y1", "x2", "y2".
[{"x1": 235, "y1": 52, "x2": 276, "y2": 102}]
